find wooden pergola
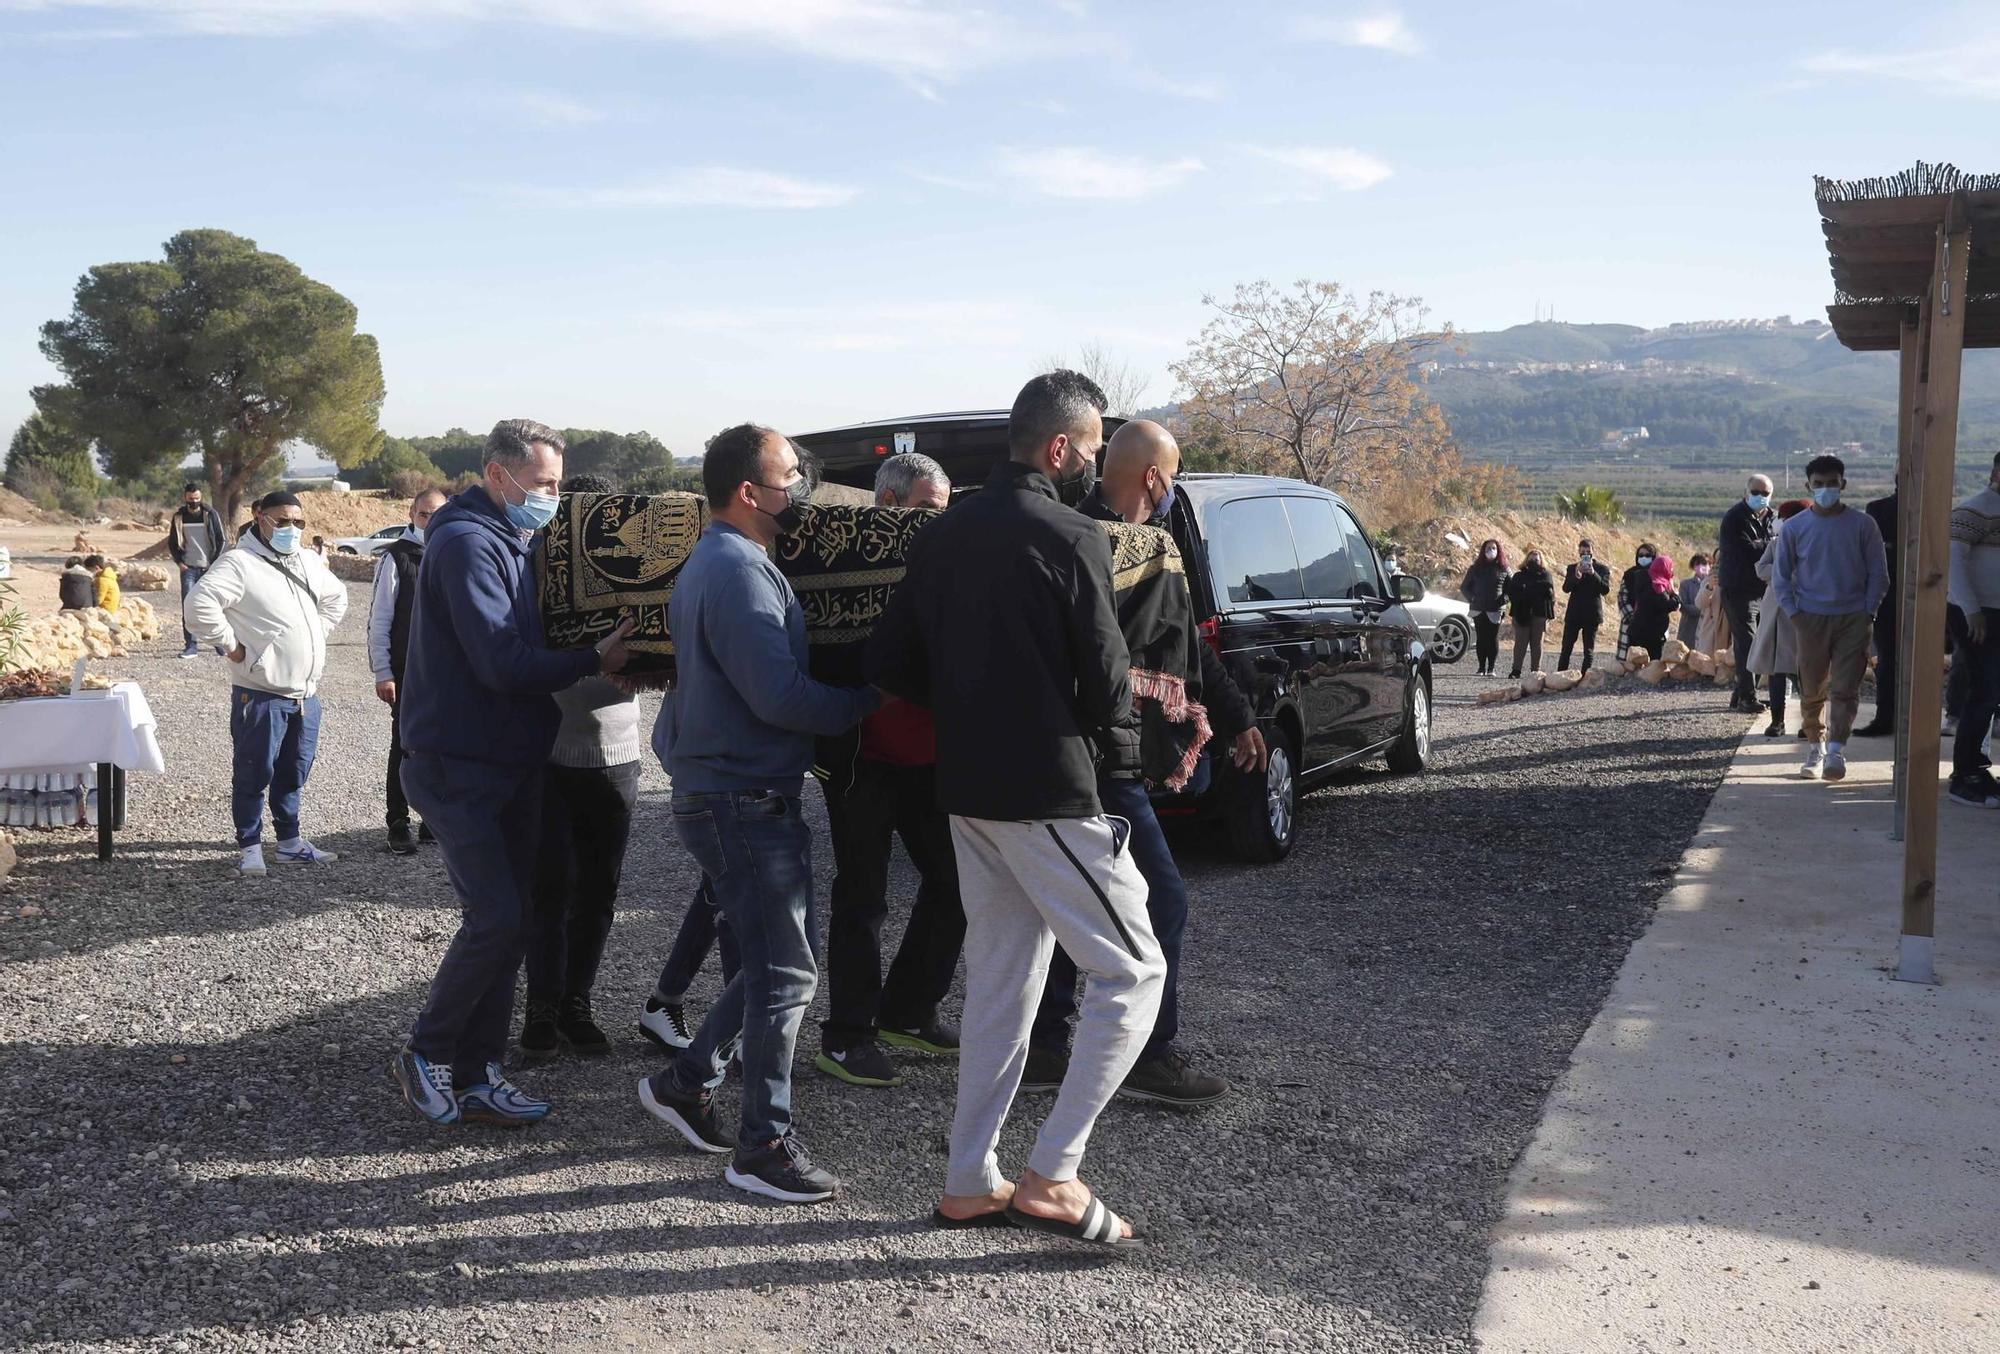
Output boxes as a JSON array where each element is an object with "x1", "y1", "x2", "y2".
[{"x1": 1816, "y1": 162, "x2": 2000, "y2": 983}]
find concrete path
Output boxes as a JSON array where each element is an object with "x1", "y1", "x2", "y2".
[{"x1": 1475, "y1": 726, "x2": 2000, "y2": 1353}]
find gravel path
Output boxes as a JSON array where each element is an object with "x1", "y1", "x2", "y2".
[{"x1": 0, "y1": 584, "x2": 1746, "y2": 1352}]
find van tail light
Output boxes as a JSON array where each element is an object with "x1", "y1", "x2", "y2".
[{"x1": 1198, "y1": 616, "x2": 1222, "y2": 657}]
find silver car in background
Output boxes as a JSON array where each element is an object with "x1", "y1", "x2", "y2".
[{"x1": 1405, "y1": 589, "x2": 1473, "y2": 664}]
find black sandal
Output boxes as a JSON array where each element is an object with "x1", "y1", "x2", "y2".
[
  {"x1": 931, "y1": 1207, "x2": 1015, "y2": 1230},
  {"x1": 1004, "y1": 1195, "x2": 1143, "y2": 1248}
]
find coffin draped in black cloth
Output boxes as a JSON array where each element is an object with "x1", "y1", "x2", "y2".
[{"x1": 539, "y1": 492, "x2": 1209, "y2": 787}]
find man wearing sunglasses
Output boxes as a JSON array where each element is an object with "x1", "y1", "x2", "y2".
[{"x1": 185, "y1": 490, "x2": 349, "y2": 876}]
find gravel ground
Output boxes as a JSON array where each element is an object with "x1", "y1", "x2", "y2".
[{"x1": 0, "y1": 583, "x2": 1746, "y2": 1353}]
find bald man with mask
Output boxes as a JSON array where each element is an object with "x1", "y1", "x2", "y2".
[{"x1": 1022, "y1": 418, "x2": 1260, "y2": 1106}]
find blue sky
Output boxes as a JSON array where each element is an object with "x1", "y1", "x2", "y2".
[{"x1": 3, "y1": 0, "x2": 1997, "y2": 459}]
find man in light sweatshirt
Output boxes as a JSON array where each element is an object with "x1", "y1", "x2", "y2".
[
  {"x1": 521, "y1": 474, "x2": 644, "y2": 1056},
  {"x1": 1946, "y1": 453, "x2": 2000, "y2": 808},
  {"x1": 367, "y1": 487, "x2": 446, "y2": 855},
  {"x1": 1770, "y1": 453, "x2": 1888, "y2": 784},
  {"x1": 636, "y1": 423, "x2": 879, "y2": 1205},
  {"x1": 185, "y1": 491, "x2": 349, "y2": 875}
]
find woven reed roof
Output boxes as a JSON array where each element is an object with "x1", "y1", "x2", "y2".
[{"x1": 1817, "y1": 162, "x2": 2000, "y2": 351}]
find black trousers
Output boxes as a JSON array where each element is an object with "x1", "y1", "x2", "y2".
[
  {"x1": 1722, "y1": 590, "x2": 1761, "y2": 700},
  {"x1": 1871, "y1": 596, "x2": 1897, "y2": 720},
  {"x1": 524, "y1": 760, "x2": 640, "y2": 1003},
  {"x1": 1558, "y1": 614, "x2": 1600, "y2": 672},
  {"x1": 819, "y1": 758, "x2": 965, "y2": 1049},
  {"x1": 1472, "y1": 614, "x2": 1501, "y2": 670},
  {"x1": 385, "y1": 695, "x2": 409, "y2": 829}
]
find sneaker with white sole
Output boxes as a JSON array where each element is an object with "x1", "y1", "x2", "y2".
[
  {"x1": 272, "y1": 838, "x2": 338, "y2": 865},
  {"x1": 1799, "y1": 743, "x2": 1825, "y2": 779},
  {"x1": 1821, "y1": 744, "x2": 1847, "y2": 782},
  {"x1": 638, "y1": 997, "x2": 692, "y2": 1051},
  {"x1": 236, "y1": 844, "x2": 266, "y2": 876},
  {"x1": 1948, "y1": 773, "x2": 2000, "y2": 809},
  {"x1": 638, "y1": 1072, "x2": 731, "y2": 1154},
  {"x1": 725, "y1": 1134, "x2": 838, "y2": 1204},
  {"x1": 458, "y1": 1063, "x2": 549, "y2": 1126},
  {"x1": 391, "y1": 1046, "x2": 459, "y2": 1125}
]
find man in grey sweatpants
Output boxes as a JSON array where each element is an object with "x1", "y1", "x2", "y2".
[{"x1": 868, "y1": 369, "x2": 1165, "y2": 1243}]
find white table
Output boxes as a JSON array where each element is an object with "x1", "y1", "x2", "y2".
[{"x1": 0, "y1": 682, "x2": 164, "y2": 858}]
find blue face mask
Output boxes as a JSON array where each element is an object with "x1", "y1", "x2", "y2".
[
  {"x1": 1812, "y1": 485, "x2": 1842, "y2": 510},
  {"x1": 500, "y1": 466, "x2": 559, "y2": 532},
  {"x1": 268, "y1": 525, "x2": 302, "y2": 555},
  {"x1": 1150, "y1": 476, "x2": 1177, "y2": 523},
  {"x1": 1747, "y1": 493, "x2": 1771, "y2": 511}
]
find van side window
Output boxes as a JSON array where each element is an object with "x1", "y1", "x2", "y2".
[
  {"x1": 1209, "y1": 497, "x2": 1305, "y2": 604},
  {"x1": 1287, "y1": 498, "x2": 1364, "y2": 600},
  {"x1": 1332, "y1": 503, "x2": 1383, "y2": 599}
]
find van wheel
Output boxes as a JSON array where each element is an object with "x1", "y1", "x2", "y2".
[
  {"x1": 1386, "y1": 676, "x2": 1432, "y2": 773},
  {"x1": 1226, "y1": 725, "x2": 1298, "y2": 863}
]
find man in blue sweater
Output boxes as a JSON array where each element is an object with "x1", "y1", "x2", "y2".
[
  {"x1": 391, "y1": 420, "x2": 633, "y2": 1128},
  {"x1": 638, "y1": 423, "x2": 880, "y2": 1204},
  {"x1": 1771, "y1": 453, "x2": 1888, "y2": 785}
]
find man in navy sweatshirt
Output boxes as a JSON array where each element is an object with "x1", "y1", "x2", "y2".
[
  {"x1": 391, "y1": 419, "x2": 633, "y2": 1128},
  {"x1": 638, "y1": 422, "x2": 879, "y2": 1204}
]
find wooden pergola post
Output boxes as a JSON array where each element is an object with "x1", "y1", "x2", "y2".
[
  {"x1": 1890, "y1": 318, "x2": 1922, "y2": 840},
  {"x1": 1897, "y1": 218, "x2": 1970, "y2": 984}
]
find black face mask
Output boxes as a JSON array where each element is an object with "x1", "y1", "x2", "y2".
[
  {"x1": 183, "y1": 503, "x2": 203, "y2": 518},
  {"x1": 756, "y1": 478, "x2": 813, "y2": 535},
  {"x1": 1052, "y1": 449, "x2": 1096, "y2": 508}
]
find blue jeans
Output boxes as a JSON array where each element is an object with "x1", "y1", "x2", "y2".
[
  {"x1": 665, "y1": 790, "x2": 818, "y2": 1151},
  {"x1": 404, "y1": 754, "x2": 544, "y2": 1090},
  {"x1": 229, "y1": 688, "x2": 321, "y2": 847},
  {"x1": 1033, "y1": 774, "x2": 1185, "y2": 1062},
  {"x1": 179, "y1": 566, "x2": 206, "y2": 650},
  {"x1": 654, "y1": 876, "x2": 740, "y2": 1004}
]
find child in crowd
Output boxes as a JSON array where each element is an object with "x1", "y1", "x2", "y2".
[
  {"x1": 87, "y1": 555, "x2": 119, "y2": 613},
  {"x1": 1678, "y1": 554, "x2": 1708, "y2": 648}
]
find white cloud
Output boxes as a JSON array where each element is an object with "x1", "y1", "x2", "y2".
[
  {"x1": 1246, "y1": 144, "x2": 1393, "y2": 191},
  {"x1": 997, "y1": 146, "x2": 1205, "y2": 201},
  {"x1": 1293, "y1": 9, "x2": 1423, "y2": 56},
  {"x1": 1123, "y1": 69, "x2": 1226, "y2": 102},
  {"x1": 575, "y1": 167, "x2": 857, "y2": 209},
  {"x1": 0, "y1": 1, "x2": 1020, "y2": 81},
  {"x1": 1800, "y1": 40, "x2": 2000, "y2": 98}
]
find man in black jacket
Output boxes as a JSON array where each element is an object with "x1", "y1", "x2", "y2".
[
  {"x1": 367, "y1": 488, "x2": 447, "y2": 854},
  {"x1": 1559, "y1": 538, "x2": 1613, "y2": 671},
  {"x1": 1717, "y1": 474, "x2": 1776, "y2": 711},
  {"x1": 1024, "y1": 418, "x2": 1252, "y2": 1108},
  {"x1": 1856, "y1": 485, "x2": 1899, "y2": 737},
  {"x1": 167, "y1": 483, "x2": 227, "y2": 658},
  {"x1": 868, "y1": 371, "x2": 1165, "y2": 1244}
]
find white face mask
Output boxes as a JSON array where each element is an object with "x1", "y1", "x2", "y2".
[{"x1": 1483, "y1": 547, "x2": 1498, "y2": 561}]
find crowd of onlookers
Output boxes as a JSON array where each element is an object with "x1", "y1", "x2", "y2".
[{"x1": 168, "y1": 373, "x2": 1261, "y2": 1248}]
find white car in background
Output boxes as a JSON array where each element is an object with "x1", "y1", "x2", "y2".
[
  {"x1": 1405, "y1": 590, "x2": 1474, "y2": 664},
  {"x1": 330, "y1": 525, "x2": 407, "y2": 556}
]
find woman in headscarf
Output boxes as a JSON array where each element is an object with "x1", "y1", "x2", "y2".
[
  {"x1": 1748, "y1": 501, "x2": 1810, "y2": 736},
  {"x1": 1615, "y1": 541, "x2": 1659, "y2": 660},
  {"x1": 1627, "y1": 553, "x2": 1681, "y2": 663},
  {"x1": 1503, "y1": 545, "x2": 1557, "y2": 678},
  {"x1": 1459, "y1": 539, "x2": 1510, "y2": 676}
]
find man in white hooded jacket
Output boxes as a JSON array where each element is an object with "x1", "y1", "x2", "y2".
[{"x1": 186, "y1": 491, "x2": 350, "y2": 875}]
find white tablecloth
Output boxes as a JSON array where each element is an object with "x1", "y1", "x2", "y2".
[{"x1": 0, "y1": 682, "x2": 166, "y2": 775}]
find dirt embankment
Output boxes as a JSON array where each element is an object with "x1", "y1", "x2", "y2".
[{"x1": 126, "y1": 490, "x2": 410, "y2": 560}]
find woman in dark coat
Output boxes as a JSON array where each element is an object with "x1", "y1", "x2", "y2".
[
  {"x1": 1627, "y1": 554, "x2": 1682, "y2": 663},
  {"x1": 1616, "y1": 541, "x2": 1659, "y2": 660},
  {"x1": 1458, "y1": 539, "x2": 1510, "y2": 676},
  {"x1": 1503, "y1": 547, "x2": 1558, "y2": 677}
]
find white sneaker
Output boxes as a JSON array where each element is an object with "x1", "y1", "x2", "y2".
[
  {"x1": 1822, "y1": 743, "x2": 1847, "y2": 782},
  {"x1": 237, "y1": 844, "x2": 266, "y2": 876},
  {"x1": 1799, "y1": 743, "x2": 1825, "y2": 779},
  {"x1": 272, "y1": 838, "x2": 338, "y2": 865}
]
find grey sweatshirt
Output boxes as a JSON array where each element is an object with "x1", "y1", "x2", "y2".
[
  {"x1": 653, "y1": 522, "x2": 879, "y2": 795},
  {"x1": 550, "y1": 676, "x2": 642, "y2": 769},
  {"x1": 1771, "y1": 504, "x2": 1888, "y2": 618}
]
